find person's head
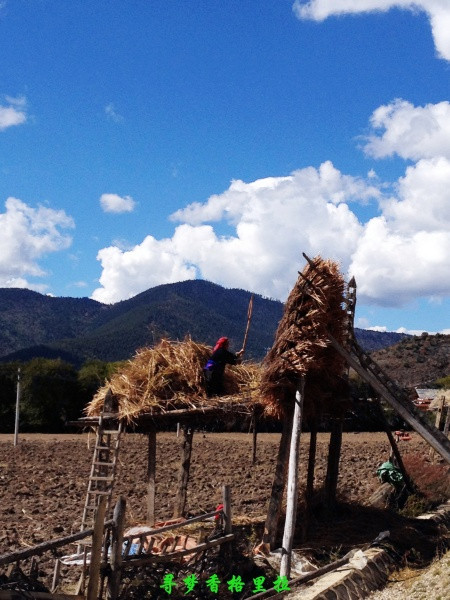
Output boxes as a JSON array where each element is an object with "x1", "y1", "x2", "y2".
[{"x1": 213, "y1": 337, "x2": 229, "y2": 352}]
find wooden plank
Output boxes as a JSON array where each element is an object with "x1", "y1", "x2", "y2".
[
  {"x1": 107, "y1": 496, "x2": 126, "y2": 600},
  {"x1": 280, "y1": 379, "x2": 304, "y2": 579},
  {"x1": 122, "y1": 534, "x2": 234, "y2": 567},
  {"x1": 328, "y1": 334, "x2": 450, "y2": 463},
  {"x1": 121, "y1": 510, "x2": 219, "y2": 544},
  {"x1": 86, "y1": 497, "x2": 107, "y2": 600},
  {"x1": 147, "y1": 428, "x2": 157, "y2": 526},
  {"x1": 173, "y1": 426, "x2": 194, "y2": 518},
  {"x1": 0, "y1": 522, "x2": 115, "y2": 567}
]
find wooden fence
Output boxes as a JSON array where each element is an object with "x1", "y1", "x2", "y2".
[{"x1": 0, "y1": 486, "x2": 233, "y2": 600}]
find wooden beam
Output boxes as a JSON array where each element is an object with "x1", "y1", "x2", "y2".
[
  {"x1": 323, "y1": 416, "x2": 343, "y2": 511},
  {"x1": 147, "y1": 427, "x2": 156, "y2": 526},
  {"x1": 263, "y1": 406, "x2": 293, "y2": 549},
  {"x1": 222, "y1": 485, "x2": 232, "y2": 536},
  {"x1": 327, "y1": 334, "x2": 450, "y2": 463},
  {"x1": 280, "y1": 378, "x2": 305, "y2": 578},
  {"x1": 173, "y1": 426, "x2": 194, "y2": 518},
  {"x1": 0, "y1": 524, "x2": 112, "y2": 567},
  {"x1": 252, "y1": 407, "x2": 258, "y2": 465},
  {"x1": 121, "y1": 534, "x2": 234, "y2": 567},
  {"x1": 279, "y1": 388, "x2": 303, "y2": 577}
]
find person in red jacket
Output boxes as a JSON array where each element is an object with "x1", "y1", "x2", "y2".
[{"x1": 203, "y1": 337, "x2": 243, "y2": 396}]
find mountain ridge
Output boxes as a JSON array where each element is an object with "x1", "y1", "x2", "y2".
[{"x1": 0, "y1": 281, "x2": 411, "y2": 366}]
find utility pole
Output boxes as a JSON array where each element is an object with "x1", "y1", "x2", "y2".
[{"x1": 14, "y1": 367, "x2": 21, "y2": 447}]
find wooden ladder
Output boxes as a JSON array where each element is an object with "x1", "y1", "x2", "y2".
[{"x1": 80, "y1": 391, "x2": 122, "y2": 532}]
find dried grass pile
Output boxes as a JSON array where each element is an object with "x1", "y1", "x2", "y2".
[
  {"x1": 86, "y1": 337, "x2": 261, "y2": 422},
  {"x1": 260, "y1": 256, "x2": 348, "y2": 418}
]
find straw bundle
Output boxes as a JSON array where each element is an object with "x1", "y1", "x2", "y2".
[
  {"x1": 86, "y1": 337, "x2": 261, "y2": 422},
  {"x1": 260, "y1": 256, "x2": 348, "y2": 417}
]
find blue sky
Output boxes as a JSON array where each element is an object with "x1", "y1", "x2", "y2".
[{"x1": 0, "y1": 0, "x2": 449, "y2": 335}]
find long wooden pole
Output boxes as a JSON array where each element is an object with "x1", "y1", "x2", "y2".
[
  {"x1": 107, "y1": 497, "x2": 126, "y2": 600},
  {"x1": 241, "y1": 294, "x2": 254, "y2": 353},
  {"x1": 280, "y1": 377, "x2": 305, "y2": 578},
  {"x1": 327, "y1": 334, "x2": 450, "y2": 463},
  {"x1": 147, "y1": 428, "x2": 157, "y2": 526},
  {"x1": 173, "y1": 426, "x2": 194, "y2": 518},
  {"x1": 13, "y1": 368, "x2": 21, "y2": 447}
]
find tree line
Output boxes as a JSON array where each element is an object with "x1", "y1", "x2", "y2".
[{"x1": 0, "y1": 358, "x2": 121, "y2": 433}]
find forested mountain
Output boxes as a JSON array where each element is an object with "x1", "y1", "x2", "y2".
[{"x1": 0, "y1": 281, "x2": 409, "y2": 366}]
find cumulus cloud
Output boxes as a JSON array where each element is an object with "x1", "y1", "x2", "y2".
[
  {"x1": 92, "y1": 162, "x2": 378, "y2": 303},
  {"x1": 92, "y1": 156, "x2": 450, "y2": 308},
  {"x1": 0, "y1": 197, "x2": 74, "y2": 290},
  {"x1": 350, "y1": 162, "x2": 450, "y2": 305},
  {"x1": 91, "y1": 97, "x2": 450, "y2": 310},
  {"x1": 363, "y1": 100, "x2": 450, "y2": 160},
  {"x1": 293, "y1": 1, "x2": 450, "y2": 61},
  {"x1": 0, "y1": 95, "x2": 27, "y2": 131},
  {"x1": 100, "y1": 193, "x2": 136, "y2": 213}
]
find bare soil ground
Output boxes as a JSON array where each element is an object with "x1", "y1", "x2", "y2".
[{"x1": 0, "y1": 432, "x2": 447, "y2": 595}]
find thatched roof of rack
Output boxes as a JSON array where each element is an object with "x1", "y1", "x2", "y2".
[
  {"x1": 260, "y1": 256, "x2": 348, "y2": 417},
  {"x1": 86, "y1": 337, "x2": 261, "y2": 423}
]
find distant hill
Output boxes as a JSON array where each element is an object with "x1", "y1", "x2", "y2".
[
  {"x1": 371, "y1": 332, "x2": 450, "y2": 388},
  {"x1": 0, "y1": 281, "x2": 410, "y2": 367}
]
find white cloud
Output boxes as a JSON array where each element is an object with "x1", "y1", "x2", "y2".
[
  {"x1": 0, "y1": 197, "x2": 74, "y2": 290},
  {"x1": 92, "y1": 234, "x2": 197, "y2": 303},
  {"x1": 105, "y1": 103, "x2": 124, "y2": 123},
  {"x1": 100, "y1": 193, "x2": 136, "y2": 213},
  {"x1": 0, "y1": 95, "x2": 27, "y2": 130},
  {"x1": 91, "y1": 100, "x2": 450, "y2": 310},
  {"x1": 293, "y1": 1, "x2": 450, "y2": 61},
  {"x1": 92, "y1": 162, "x2": 377, "y2": 303},
  {"x1": 363, "y1": 100, "x2": 450, "y2": 160}
]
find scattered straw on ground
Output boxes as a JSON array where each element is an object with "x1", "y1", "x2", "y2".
[{"x1": 86, "y1": 337, "x2": 261, "y2": 422}]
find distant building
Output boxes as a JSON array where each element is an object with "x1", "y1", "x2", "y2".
[{"x1": 414, "y1": 388, "x2": 449, "y2": 411}]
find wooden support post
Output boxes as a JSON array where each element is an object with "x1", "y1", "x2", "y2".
[
  {"x1": 252, "y1": 407, "x2": 257, "y2": 465},
  {"x1": 324, "y1": 416, "x2": 343, "y2": 511},
  {"x1": 147, "y1": 427, "x2": 156, "y2": 526},
  {"x1": 430, "y1": 397, "x2": 445, "y2": 461},
  {"x1": 222, "y1": 485, "x2": 232, "y2": 535},
  {"x1": 262, "y1": 405, "x2": 293, "y2": 550},
  {"x1": 86, "y1": 496, "x2": 107, "y2": 600},
  {"x1": 303, "y1": 416, "x2": 318, "y2": 541},
  {"x1": 280, "y1": 379, "x2": 305, "y2": 579},
  {"x1": 444, "y1": 404, "x2": 450, "y2": 437},
  {"x1": 221, "y1": 484, "x2": 232, "y2": 560},
  {"x1": 173, "y1": 426, "x2": 194, "y2": 518},
  {"x1": 107, "y1": 496, "x2": 126, "y2": 600}
]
